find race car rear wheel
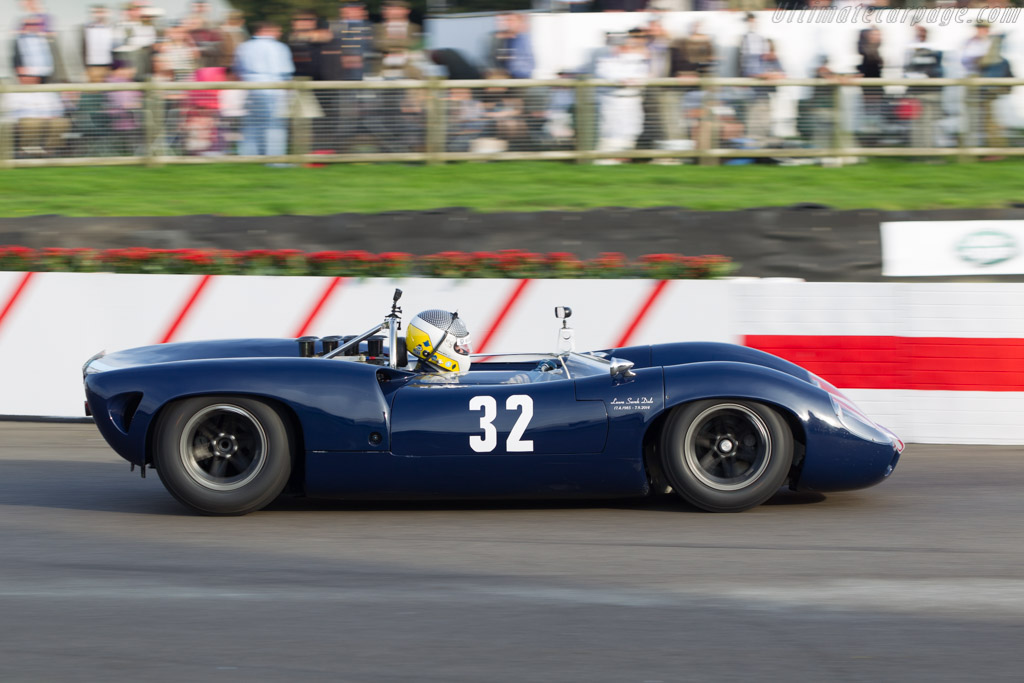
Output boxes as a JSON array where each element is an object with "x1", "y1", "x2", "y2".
[
  {"x1": 153, "y1": 396, "x2": 293, "y2": 516},
  {"x1": 661, "y1": 400, "x2": 792, "y2": 512}
]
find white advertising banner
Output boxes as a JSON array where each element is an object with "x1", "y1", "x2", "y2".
[
  {"x1": 7, "y1": 273, "x2": 1024, "y2": 443},
  {"x1": 881, "y1": 220, "x2": 1024, "y2": 277}
]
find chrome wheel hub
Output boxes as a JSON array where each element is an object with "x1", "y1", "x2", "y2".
[
  {"x1": 683, "y1": 404, "x2": 772, "y2": 491},
  {"x1": 210, "y1": 433, "x2": 238, "y2": 458},
  {"x1": 179, "y1": 404, "x2": 268, "y2": 492}
]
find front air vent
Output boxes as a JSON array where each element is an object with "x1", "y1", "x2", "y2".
[{"x1": 109, "y1": 392, "x2": 143, "y2": 434}]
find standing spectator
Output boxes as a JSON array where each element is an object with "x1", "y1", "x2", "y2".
[
  {"x1": 478, "y1": 75, "x2": 527, "y2": 152},
  {"x1": 105, "y1": 59, "x2": 143, "y2": 155},
  {"x1": 286, "y1": 10, "x2": 323, "y2": 154},
  {"x1": 979, "y1": 35, "x2": 1013, "y2": 81},
  {"x1": 490, "y1": 14, "x2": 540, "y2": 146},
  {"x1": 738, "y1": 13, "x2": 767, "y2": 78},
  {"x1": 739, "y1": 14, "x2": 781, "y2": 146},
  {"x1": 184, "y1": 66, "x2": 226, "y2": 155},
  {"x1": 309, "y1": 18, "x2": 342, "y2": 151},
  {"x1": 218, "y1": 65, "x2": 247, "y2": 153},
  {"x1": 595, "y1": 29, "x2": 650, "y2": 161},
  {"x1": 15, "y1": 0, "x2": 56, "y2": 35},
  {"x1": 149, "y1": 52, "x2": 190, "y2": 154},
  {"x1": 184, "y1": 0, "x2": 214, "y2": 29},
  {"x1": 81, "y1": 5, "x2": 116, "y2": 83},
  {"x1": 645, "y1": 19, "x2": 671, "y2": 78},
  {"x1": 965, "y1": 26, "x2": 1013, "y2": 151},
  {"x1": 234, "y1": 21, "x2": 295, "y2": 160},
  {"x1": 445, "y1": 87, "x2": 486, "y2": 152},
  {"x1": 543, "y1": 71, "x2": 577, "y2": 149},
  {"x1": 797, "y1": 54, "x2": 841, "y2": 148},
  {"x1": 857, "y1": 26, "x2": 884, "y2": 129},
  {"x1": 12, "y1": 16, "x2": 58, "y2": 82},
  {"x1": 2, "y1": 71, "x2": 69, "y2": 157},
  {"x1": 489, "y1": 13, "x2": 534, "y2": 79},
  {"x1": 857, "y1": 26, "x2": 884, "y2": 79},
  {"x1": 670, "y1": 21, "x2": 715, "y2": 77},
  {"x1": 73, "y1": 65, "x2": 112, "y2": 154},
  {"x1": 327, "y1": 2, "x2": 374, "y2": 151},
  {"x1": 113, "y1": 2, "x2": 144, "y2": 50},
  {"x1": 217, "y1": 11, "x2": 248, "y2": 69},
  {"x1": 288, "y1": 10, "x2": 320, "y2": 81},
  {"x1": 961, "y1": 21, "x2": 993, "y2": 76},
  {"x1": 374, "y1": 2, "x2": 424, "y2": 152},
  {"x1": 113, "y1": 2, "x2": 159, "y2": 79},
  {"x1": 668, "y1": 21, "x2": 716, "y2": 149},
  {"x1": 903, "y1": 25, "x2": 944, "y2": 149},
  {"x1": 904, "y1": 26, "x2": 943, "y2": 81},
  {"x1": 185, "y1": 2, "x2": 222, "y2": 68},
  {"x1": 637, "y1": 20, "x2": 673, "y2": 151},
  {"x1": 485, "y1": 13, "x2": 537, "y2": 147},
  {"x1": 332, "y1": 1, "x2": 373, "y2": 81},
  {"x1": 737, "y1": 16, "x2": 769, "y2": 146},
  {"x1": 156, "y1": 22, "x2": 200, "y2": 81},
  {"x1": 373, "y1": 0, "x2": 421, "y2": 77},
  {"x1": 745, "y1": 38, "x2": 785, "y2": 146}
]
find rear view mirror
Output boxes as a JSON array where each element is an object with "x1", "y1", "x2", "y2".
[
  {"x1": 609, "y1": 358, "x2": 635, "y2": 379},
  {"x1": 555, "y1": 306, "x2": 572, "y2": 320}
]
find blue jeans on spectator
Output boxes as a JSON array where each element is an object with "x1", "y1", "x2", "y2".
[{"x1": 240, "y1": 90, "x2": 287, "y2": 156}]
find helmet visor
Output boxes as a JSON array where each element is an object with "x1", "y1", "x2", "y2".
[{"x1": 453, "y1": 336, "x2": 472, "y2": 356}]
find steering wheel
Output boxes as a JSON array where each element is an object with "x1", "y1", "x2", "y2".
[{"x1": 535, "y1": 359, "x2": 560, "y2": 373}]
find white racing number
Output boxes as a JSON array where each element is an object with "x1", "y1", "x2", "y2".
[
  {"x1": 468, "y1": 395, "x2": 534, "y2": 453},
  {"x1": 468, "y1": 396, "x2": 498, "y2": 453}
]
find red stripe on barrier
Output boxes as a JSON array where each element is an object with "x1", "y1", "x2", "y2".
[
  {"x1": 293, "y1": 276, "x2": 345, "y2": 338},
  {"x1": 476, "y1": 279, "x2": 531, "y2": 354},
  {"x1": 0, "y1": 272, "x2": 34, "y2": 337},
  {"x1": 159, "y1": 275, "x2": 213, "y2": 344},
  {"x1": 745, "y1": 335, "x2": 1024, "y2": 392},
  {"x1": 614, "y1": 279, "x2": 670, "y2": 348}
]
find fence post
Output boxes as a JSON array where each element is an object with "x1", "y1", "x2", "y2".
[
  {"x1": 832, "y1": 79, "x2": 843, "y2": 161},
  {"x1": 0, "y1": 80, "x2": 10, "y2": 169},
  {"x1": 959, "y1": 78, "x2": 974, "y2": 163},
  {"x1": 656, "y1": 85, "x2": 678, "y2": 159},
  {"x1": 425, "y1": 78, "x2": 444, "y2": 165},
  {"x1": 697, "y1": 77, "x2": 718, "y2": 166},
  {"x1": 143, "y1": 79, "x2": 161, "y2": 167},
  {"x1": 574, "y1": 78, "x2": 593, "y2": 164},
  {"x1": 289, "y1": 79, "x2": 310, "y2": 165}
]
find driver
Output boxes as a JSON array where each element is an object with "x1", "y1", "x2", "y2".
[{"x1": 406, "y1": 310, "x2": 473, "y2": 374}]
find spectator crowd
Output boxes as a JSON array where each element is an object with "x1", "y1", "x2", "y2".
[{"x1": 2, "y1": 0, "x2": 1020, "y2": 162}]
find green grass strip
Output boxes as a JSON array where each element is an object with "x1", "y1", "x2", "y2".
[{"x1": 1, "y1": 159, "x2": 1021, "y2": 217}]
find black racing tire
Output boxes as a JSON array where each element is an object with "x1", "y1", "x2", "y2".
[
  {"x1": 661, "y1": 400, "x2": 793, "y2": 513},
  {"x1": 153, "y1": 396, "x2": 293, "y2": 516}
]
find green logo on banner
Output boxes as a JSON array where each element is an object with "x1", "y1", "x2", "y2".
[{"x1": 956, "y1": 231, "x2": 1018, "y2": 267}]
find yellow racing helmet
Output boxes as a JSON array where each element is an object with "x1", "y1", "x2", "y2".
[{"x1": 406, "y1": 309, "x2": 472, "y2": 373}]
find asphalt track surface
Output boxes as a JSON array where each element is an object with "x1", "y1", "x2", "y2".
[{"x1": 1, "y1": 424, "x2": 1023, "y2": 682}]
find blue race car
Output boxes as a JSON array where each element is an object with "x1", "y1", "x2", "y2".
[{"x1": 83, "y1": 289, "x2": 902, "y2": 515}]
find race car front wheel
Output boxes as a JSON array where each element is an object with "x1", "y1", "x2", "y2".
[
  {"x1": 661, "y1": 400, "x2": 792, "y2": 512},
  {"x1": 153, "y1": 396, "x2": 293, "y2": 515}
]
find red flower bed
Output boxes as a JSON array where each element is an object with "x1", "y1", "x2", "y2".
[{"x1": 0, "y1": 246, "x2": 735, "y2": 279}]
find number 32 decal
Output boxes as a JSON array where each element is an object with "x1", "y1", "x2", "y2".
[{"x1": 469, "y1": 395, "x2": 534, "y2": 453}]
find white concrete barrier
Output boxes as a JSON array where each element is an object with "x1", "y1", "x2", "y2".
[{"x1": 2, "y1": 272, "x2": 1022, "y2": 445}]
